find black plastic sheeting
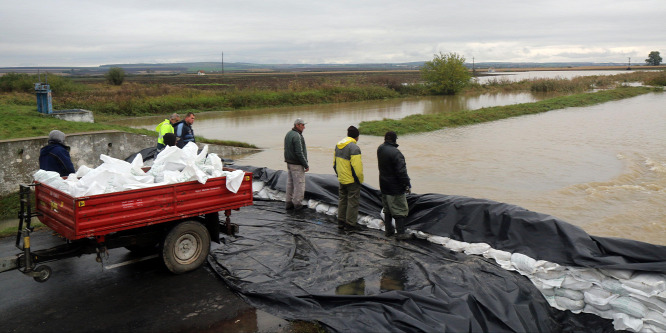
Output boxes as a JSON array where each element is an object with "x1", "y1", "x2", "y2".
[
  {"x1": 235, "y1": 166, "x2": 666, "y2": 273},
  {"x1": 206, "y1": 166, "x2": 666, "y2": 332}
]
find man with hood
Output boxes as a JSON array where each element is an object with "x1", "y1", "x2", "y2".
[
  {"x1": 284, "y1": 118, "x2": 309, "y2": 211},
  {"x1": 377, "y1": 131, "x2": 412, "y2": 240},
  {"x1": 156, "y1": 113, "x2": 180, "y2": 150},
  {"x1": 334, "y1": 126, "x2": 364, "y2": 230},
  {"x1": 39, "y1": 130, "x2": 76, "y2": 177}
]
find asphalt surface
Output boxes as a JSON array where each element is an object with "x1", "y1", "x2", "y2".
[{"x1": 0, "y1": 230, "x2": 291, "y2": 333}]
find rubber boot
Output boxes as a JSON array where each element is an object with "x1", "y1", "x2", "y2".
[
  {"x1": 394, "y1": 216, "x2": 411, "y2": 240},
  {"x1": 384, "y1": 212, "x2": 395, "y2": 237}
]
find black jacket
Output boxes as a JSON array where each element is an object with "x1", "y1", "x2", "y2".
[
  {"x1": 39, "y1": 141, "x2": 76, "y2": 177},
  {"x1": 376, "y1": 141, "x2": 411, "y2": 195}
]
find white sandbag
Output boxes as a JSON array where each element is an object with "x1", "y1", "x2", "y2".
[
  {"x1": 484, "y1": 249, "x2": 513, "y2": 270},
  {"x1": 76, "y1": 165, "x2": 92, "y2": 177},
  {"x1": 643, "y1": 323, "x2": 665, "y2": 333},
  {"x1": 256, "y1": 188, "x2": 269, "y2": 199},
  {"x1": 326, "y1": 206, "x2": 338, "y2": 216},
  {"x1": 599, "y1": 277, "x2": 631, "y2": 296},
  {"x1": 33, "y1": 169, "x2": 61, "y2": 184},
  {"x1": 621, "y1": 273, "x2": 666, "y2": 298},
  {"x1": 427, "y1": 236, "x2": 450, "y2": 246},
  {"x1": 609, "y1": 296, "x2": 649, "y2": 319},
  {"x1": 252, "y1": 181, "x2": 265, "y2": 193},
  {"x1": 535, "y1": 269, "x2": 567, "y2": 280},
  {"x1": 365, "y1": 218, "x2": 383, "y2": 230},
  {"x1": 656, "y1": 290, "x2": 666, "y2": 302},
  {"x1": 630, "y1": 293, "x2": 666, "y2": 314},
  {"x1": 539, "y1": 277, "x2": 565, "y2": 289},
  {"x1": 554, "y1": 288, "x2": 584, "y2": 301},
  {"x1": 561, "y1": 275, "x2": 594, "y2": 290},
  {"x1": 583, "y1": 304, "x2": 615, "y2": 319},
  {"x1": 308, "y1": 199, "x2": 319, "y2": 209},
  {"x1": 611, "y1": 312, "x2": 643, "y2": 332},
  {"x1": 511, "y1": 252, "x2": 537, "y2": 274},
  {"x1": 225, "y1": 170, "x2": 245, "y2": 193},
  {"x1": 315, "y1": 203, "x2": 329, "y2": 213},
  {"x1": 446, "y1": 239, "x2": 468, "y2": 252},
  {"x1": 600, "y1": 268, "x2": 634, "y2": 280},
  {"x1": 570, "y1": 267, "x2": 606, "y2": 283},
  {"x1": 584, "y1": 287, "x2": 617, "y2": 310},
  {"x1": 643, "y1": 310, "x2": 666, "y2": 330},
  {"x1": 463, "y1": 242, "x2": 491, "y2": 255},
  {"x1": 554, "y1": 296, "x2": 584, "y2": 312}
]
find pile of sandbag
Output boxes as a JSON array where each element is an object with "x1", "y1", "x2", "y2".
[
  {"x1": 251, "y1": 178, "x2": 666, "y2": 333},
  {"x1": 34, "y1": 143, "x2": 245, "y2": 197}
]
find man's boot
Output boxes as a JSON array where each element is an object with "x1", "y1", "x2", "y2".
[
  {"x1": 384, "y1": 212, "x2": 395, "y2": 237},
  {"x1": 395, "y1": 216, "x2": 411, "y2": 240},
  {"x1": 337, "y1": 219, "x2": 346, "y2": 230}
]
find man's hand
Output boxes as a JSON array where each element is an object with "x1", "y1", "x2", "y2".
[
  {"x1": 305, "y1": 167, "x2": 310, "y2": 172},
  {"x1": 405, "y1": 186, "x2": 411, "y2": 194}
]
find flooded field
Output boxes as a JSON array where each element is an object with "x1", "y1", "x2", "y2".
[{"x1": 123, "y1": 72, "x2": 666, "y2": 245}]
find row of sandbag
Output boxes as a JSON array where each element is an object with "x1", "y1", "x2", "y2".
[
  {"x1": 252, "y1": 180, "x2": 666, "y2": 333},
  {"x1": 33, "y1": 143, "x2": 245, "y2": 197}
]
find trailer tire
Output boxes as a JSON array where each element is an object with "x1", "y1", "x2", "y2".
[
  {"x1": 162, "y1": 220, "x2": 210, "y2": 274},
  {"x1": 33, "y1": 265, "x2": 52, "y2": 283}
]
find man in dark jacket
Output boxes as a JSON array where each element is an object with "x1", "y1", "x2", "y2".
[
  {"x1": 283, "y1": 118, "x2": 309, "y2": 210},
  {"x1": 39, "y1": 130, "x2": 76, "y2": 177},
  {"x1": 174, "y1": 112, "x2": 195, "y2": 148},
  {"x1": 377, "y1": 131, "x2": 412, "y2": 240}
]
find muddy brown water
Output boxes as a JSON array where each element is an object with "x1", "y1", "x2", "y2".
[{"x1": 121, "y1": 72, "x2": 666, "y2": 245}]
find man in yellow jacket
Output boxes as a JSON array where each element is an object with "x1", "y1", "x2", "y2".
[
  {"x1": 333, "y1": 126, "x2": 364, "y2": 230},
  {"x1": 156, "y1": 113, "x2": 180, "y2": 150}
]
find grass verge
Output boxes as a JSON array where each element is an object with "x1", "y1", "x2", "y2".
[
  {"x1": 0, "y1": 102, "x2": 257, "y2": 148},
  {"x1": 359, "y1": 86, "x2": 658, "y2": 136}
]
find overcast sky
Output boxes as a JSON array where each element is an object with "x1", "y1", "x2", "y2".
[{"x1": 1, "y1": 0, "x2": 664, "y2": 67}]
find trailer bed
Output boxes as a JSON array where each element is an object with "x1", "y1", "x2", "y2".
[{"x1": 35, "y1": 170, "x2": 253, "y2": 240}]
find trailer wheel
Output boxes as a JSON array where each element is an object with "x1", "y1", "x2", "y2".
[
  {"x1": 162, "y1": 220, "x2": 210, "y2": 274},
  {"x1": 33, "y1": 265, "x2": 52, "y2": 283}
]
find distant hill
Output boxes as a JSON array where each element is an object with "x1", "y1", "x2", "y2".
[{"x1": 0, "y1": 61, "x2": 643, "y2": 75}]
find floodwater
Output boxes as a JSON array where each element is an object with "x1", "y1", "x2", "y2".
[
  {"x1": 122, "y1": 71, "x2": 666, "y2": 245},
  {"x1": 475, "y1": 69, "x2": 638, "y2": 83}
]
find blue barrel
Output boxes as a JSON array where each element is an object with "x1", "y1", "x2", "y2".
[{"x1": 35, "y1": 83, "x2": 53, "y2": 114}]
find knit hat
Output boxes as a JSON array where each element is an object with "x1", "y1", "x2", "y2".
[
  {"x1": 49, "y1": 130, "x2": 66, "y2": 143},
  {"x1": 347, "y1": 126, "x2": 359, "y2": 139},
  {"x1": 294, "y1": 118, "x2": 306, "y2": 125}
]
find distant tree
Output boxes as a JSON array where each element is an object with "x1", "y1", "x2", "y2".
[
  {"x1": 420, "y1": 52, "x2": 471, "y2": 95},
  {"x1": 105, "y1": 67, "x2": 126, "y2": 85},
  {"x1": 645, "y1": 51, "x2": 662, "y2": 66}
]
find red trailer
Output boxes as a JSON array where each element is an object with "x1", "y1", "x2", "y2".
[{"x1": 1, "y1": 168, "x2": 253, "y2": 282}]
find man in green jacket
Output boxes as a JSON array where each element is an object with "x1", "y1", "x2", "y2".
[
  {"x1": 156, "y1": 113, "x2": 180, "y2": 150},
  {"x1": 284, "y1": 118, "x2": 309, "y2": 210},
  {"x1": 334, "y1": 126, "x2": 364, "y2": 230}
]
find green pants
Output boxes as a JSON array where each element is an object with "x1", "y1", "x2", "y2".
[
  {"x1": 338, "y1": 182, "x2": 361, "y2": 225},
  {"x1": 381, "y1": 193, "x2": 409, "y2": 217}
]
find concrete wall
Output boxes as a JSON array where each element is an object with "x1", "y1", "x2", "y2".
[{"x1": 0, "y1": 130, "x2": 260, "y2": 195}]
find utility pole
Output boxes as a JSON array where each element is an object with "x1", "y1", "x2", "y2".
[
  {"x1": 472, "y1": 57, "x2": 476, "y2": 76},
  {"x1": 221, "y1": 52, "x2": 224, "y2": 76},
  {"x1": 627, "y1": 57, "x2": 631, "y2": 70}
]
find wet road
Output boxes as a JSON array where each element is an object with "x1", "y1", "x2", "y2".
[{"x1": 0, "y1": 231, "x2": 290, "y2": 333}]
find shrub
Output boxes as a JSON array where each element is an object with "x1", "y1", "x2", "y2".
[
  {"x1": 105, "y1": 67, "x2": 126, "y2": 85},
  {"x1": 420, "y1": 52, "x2": 471, "y2": 95}
]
